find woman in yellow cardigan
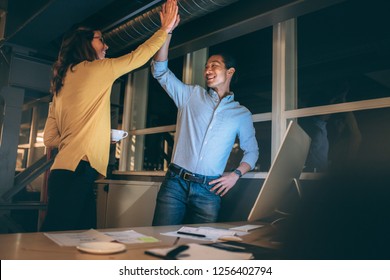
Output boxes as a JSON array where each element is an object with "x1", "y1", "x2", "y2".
[{"x1": 42, "y1": 0, "x2": 179, "y2": 231}]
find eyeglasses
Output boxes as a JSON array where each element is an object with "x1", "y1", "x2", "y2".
[{"x1": 93, "y1": 36, "x2": 105, "y2": 44}]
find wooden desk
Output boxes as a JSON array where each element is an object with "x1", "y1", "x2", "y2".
[{"x1": 0, "y1": 222, "x2": 278, "y2": 260}]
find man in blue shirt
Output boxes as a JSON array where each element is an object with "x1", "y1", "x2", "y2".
[{"x1": 151, "y1": 19, "x2": 259, "y2": 225}]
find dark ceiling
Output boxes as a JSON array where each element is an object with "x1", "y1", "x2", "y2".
[
  {"x1": 2, "y1": 0, "x2": 340, "y2": 60},
  {"x1": 2, "y1": 0, "x2": 390, "y2": 119},
  {"x1": 1, "y1": 0, "x2": 353, "y2": 106},
  {"x1": 5, "y1": 0, "x2": 266, "y2": 60},
  {"x1": 4, "y1": 0, "x2": 166, "y2": 59}
]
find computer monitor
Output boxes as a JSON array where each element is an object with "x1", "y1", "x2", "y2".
[{"x1": 247, "y1": 120, "x2": 311, "y2": 222}]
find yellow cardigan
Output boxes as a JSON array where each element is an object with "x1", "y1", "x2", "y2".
[{"x1": 43, "y1": 29, "x2": 167, "y2": 176}]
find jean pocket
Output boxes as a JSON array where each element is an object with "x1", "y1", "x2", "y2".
[{"x1": 201, "y1": 182, "x2": 217, "y2": 195}]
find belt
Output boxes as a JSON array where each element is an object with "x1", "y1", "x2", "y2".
[{"x1": 169, "y1": 164, "x2": 211, "y2": 184}]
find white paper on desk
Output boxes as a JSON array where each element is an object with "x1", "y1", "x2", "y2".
[
  {"x1": 229, "y1": 224, "x2": 264, "y2": 232},
  {"x1": 103, "y1": 230, "x2": 159, "y2": 244},
  {"x1": 161, "y1": 226, "x2": 243, "y2": 241},
  {"x1": 44, "y1": 229, "x2": 114, "y2": 246},
  {"x1": 146, "y1": 243, "x2": 253, "y2": 260}
]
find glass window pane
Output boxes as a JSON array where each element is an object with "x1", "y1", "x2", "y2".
[
  {"x1": 16, "y1": 148, "x2": 27, "y2": 170},
  {"x1": 146, "y1": 56, "x2": 183, "y2": 127},
  {"x1": 299, "y1": 107, "x2": 390, "y2": 172},
  {"x1": 19, "y1": 108, "x2": 32, "y2": 145},
  {"x1": 298, "y1": 1, "x2": 390, "y2": 108},
  {"x1": 123, "y1": 132, "x2": 175, "y2": 172},
  {"x1": 209, "y1": 27, "x2": 273, "y2": 114},
  {"x1": 253, "y1": 121, "x2": 271, "y2": 172}
]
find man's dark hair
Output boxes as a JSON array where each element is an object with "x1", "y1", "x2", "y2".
[
  {"x1": 210, "y1": 51, "x2": 238, "y2": 84},
  {"x1": 218, "y1": 52, "x2": 236, "y2": 70}
]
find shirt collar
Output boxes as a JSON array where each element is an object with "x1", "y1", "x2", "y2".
[{"x1": 208, "y1": 88, "x2": 235, "y2": 102}]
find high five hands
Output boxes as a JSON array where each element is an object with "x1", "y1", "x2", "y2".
[{"x1": 160, "y1": 0, "x2": 180, "y2": 34}]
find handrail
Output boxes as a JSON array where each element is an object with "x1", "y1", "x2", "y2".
[
  {"x1": 0, "y1": 150, "x2": 55, "y2": 232},
  {"x1": 13, "y1": 155, "x2": 47, "y2": 186},
  {"x1": 0, "y1": 202, "x2": 47, "y2": 210},
  {"x1": 1, "y1": 154, "x2": 54, "y2": 202}
]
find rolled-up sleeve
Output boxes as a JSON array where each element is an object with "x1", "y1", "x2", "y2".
[
  {"x1": 239, "y1": 114, "x2": 259, "y2": 170},
  {"x1": 151, "y1": 60, "x2": 194, "y2": 107}
]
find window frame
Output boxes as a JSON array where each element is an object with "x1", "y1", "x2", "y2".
[{"x1": 115, "y1": 3, "x2": 390, "y2": 178}]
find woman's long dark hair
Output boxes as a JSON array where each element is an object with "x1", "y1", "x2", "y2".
[{"x1": 51, "y1": 26, "x2": 98, "y2": 95}]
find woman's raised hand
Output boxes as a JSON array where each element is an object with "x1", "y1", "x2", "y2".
[{"x1": 160, "y1": 0, "x2": 179, "y2": 34}]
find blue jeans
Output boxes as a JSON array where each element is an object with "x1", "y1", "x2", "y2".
[{"x1": 152, "y1": 169, "x2": 221, "y2": 226}]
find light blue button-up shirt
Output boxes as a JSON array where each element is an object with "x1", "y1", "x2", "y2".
[{"x1": 151, "y1": 60, "x2": 259, "y2": 176}]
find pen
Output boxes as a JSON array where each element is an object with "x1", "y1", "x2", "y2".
[
  {"x1": 177, "y1": 231, "x2": 206, "y2": 238},
  {"x1": 173, "y1": 237, "x2": 180, "y2": 245}
]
